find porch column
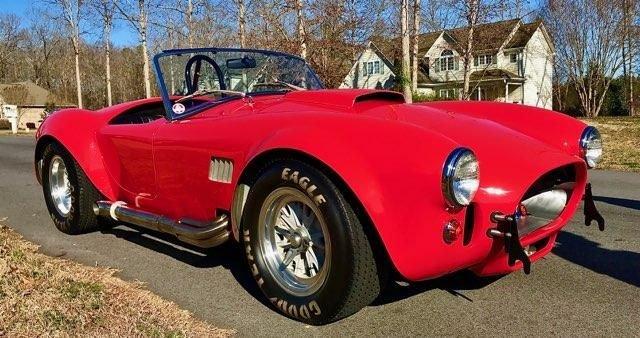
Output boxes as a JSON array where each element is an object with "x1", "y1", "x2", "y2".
[
  {"x1": 505, "y1": 82, "x2": 509, "y2": 103},
  {"x1": 477, "y1": 87, "x2": 481, "y2": 100}
]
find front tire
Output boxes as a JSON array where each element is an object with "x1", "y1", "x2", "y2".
[
  {"x1": 41, "y1": 143, "x2": 103, "y2": 234},
  {"x1": 242, "y1": 159, "x2": 382, "y2": 324}
]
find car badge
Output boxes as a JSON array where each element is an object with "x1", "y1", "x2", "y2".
[{"x1": 172, "y1": 103, "x2": 186, "y2": 115}]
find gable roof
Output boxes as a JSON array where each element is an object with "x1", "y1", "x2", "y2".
[
  {"x1": 445, "y1": 18, "x2": 521, "y2": 53},
  {"x1": 370, "y1": 31, "x2": 443, "y2": 67},
  {"x1": 506, "y1": 20, "x2": 545, "y2": 49},
  {"x1": 369, "y1": 18, "x2": 549, "y2": 64},
  {"x1": 0, "y1": 81, "x2": 72, "y2": 107}
]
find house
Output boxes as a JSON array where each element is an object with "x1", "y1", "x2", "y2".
[
  {"x1": 340, "y1": 19, "x2": 555, "y2": 109},
  {"x1": 0, "y1": 81, "x2": 73, "y2": 129}
]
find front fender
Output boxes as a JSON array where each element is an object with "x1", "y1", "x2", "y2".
[
  {"x1": 422, "y1": 101, "x2": 588, "y2": 156},
  {"x1": 35, "y1": 108, "x2": 118, "y2": 200},
  {"x1": 242, "y1": 114, "x2": 460, "y2": 280}
]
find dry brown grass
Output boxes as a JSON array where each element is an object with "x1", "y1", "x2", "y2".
[
  {"x1": 582, "y1": 117, "x2": 640, "y2": 172},
  {"x1": 0, "y1": 224, "x2": 235, "y2": 337}
]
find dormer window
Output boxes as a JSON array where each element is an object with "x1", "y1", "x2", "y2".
[
  {"x1": 475, "y1": 54, "x2": 496, "y2": 66},
  {"x1": 437, "y1": 50, "x2": 456, "y2": 72},
  {"x1": 362, "y1": 60, "x2": 384, "y2": 76}
]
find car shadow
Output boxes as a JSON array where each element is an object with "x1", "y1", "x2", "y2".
[
  {"x1": 104, "y1": 223, "x2": 639, "y2": 309},
  {"x1": 553, "y1": 231, "x2": 640, "y2": 288},
  {"x1": 102, "y1": 223, "x2": 501, "y2": 308},
  {"x1": 372, "y1": 270, "x2": 503, "y2": 306},
  {"x1": 101, "y1": 224, "x2": 273, "y2": 309},
  {"x1": 593, "y1": 196, "x2": 640, "y2": 211}
]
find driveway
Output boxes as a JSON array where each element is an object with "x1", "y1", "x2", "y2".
[{"x1": 0, "y1": 135, "x2": 638, "y2": 336}]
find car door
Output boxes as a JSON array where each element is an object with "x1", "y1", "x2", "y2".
[
  {"x1": 97, "y1": 119, "x2": 162, "y2": 206},
  {"x1": 150, "y1": 99, "x2": 254, "y2": 222}
]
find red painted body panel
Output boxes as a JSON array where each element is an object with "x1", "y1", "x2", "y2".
[{"x1": 36, "y1": 89, "x2": 590, "y2": 281}]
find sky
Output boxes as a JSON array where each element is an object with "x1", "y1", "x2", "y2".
[
  {"x1": 0, "y1": 0, "x2": 138, "y2": 46},
  {"x1": 0, "y1": 0, "x2": 546, "y2": 48}
]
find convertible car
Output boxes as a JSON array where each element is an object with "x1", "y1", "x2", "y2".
[{"x1": 35, "y1": 48, "x2": 604, "y2": 324}]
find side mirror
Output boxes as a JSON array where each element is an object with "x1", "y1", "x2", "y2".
[{"x1": 227, "y1": 56, "x2": 257, "y2": 69}]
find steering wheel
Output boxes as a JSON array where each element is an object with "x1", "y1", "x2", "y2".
[{"x1": 184, "y1": 55, "x2": 226, "y2": 94}]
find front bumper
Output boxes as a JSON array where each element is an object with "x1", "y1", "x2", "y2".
[{"x1": 470, "y1": 164, "x2": 588, "y2": 276}]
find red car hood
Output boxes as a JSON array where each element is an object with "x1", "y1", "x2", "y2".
[{"x1": 359, "y1": 102, "x2": 585, "y2": 203}]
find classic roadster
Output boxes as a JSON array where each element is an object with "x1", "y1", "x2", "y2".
[{"x1": 35, "y1": 48, "x2": 604, "y2": 324}]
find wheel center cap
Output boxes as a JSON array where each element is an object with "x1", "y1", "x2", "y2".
[{"x1": 290, "y1": 234, "x2": 303, "y2": 248}]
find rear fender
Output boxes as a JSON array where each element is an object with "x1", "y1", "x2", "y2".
[{"x1": 36, "y1": 108, "x2": 118, "y2": 200}]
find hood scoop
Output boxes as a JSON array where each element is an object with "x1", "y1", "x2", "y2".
[{"x1": 283, "y1": 89, "x2": 405, "y2": 111}]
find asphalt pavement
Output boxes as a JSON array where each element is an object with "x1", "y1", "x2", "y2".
[{"x1": 0, "y1": 135, "x2": 638, "y2": 336}]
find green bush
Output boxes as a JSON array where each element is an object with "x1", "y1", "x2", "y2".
[
  {"x1": 0, "y1": 119, "x2": 11, "y2": 130},
  {"x1": 412, "y1": 92, "x2": 438, "y2": 102}
]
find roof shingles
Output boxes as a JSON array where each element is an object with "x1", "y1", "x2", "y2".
[{"x1": 0, "y1": 81, "x2": 71, "y2": 107}]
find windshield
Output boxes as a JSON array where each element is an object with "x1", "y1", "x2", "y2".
[{"x1": 153, "y1": 48, "x2": 323, "y2": 118}]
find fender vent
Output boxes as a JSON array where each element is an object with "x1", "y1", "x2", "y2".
[{"x1": 209, "y1": 158, "x2": 233, "y2": 183}]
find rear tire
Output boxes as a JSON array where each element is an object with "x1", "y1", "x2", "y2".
[
  {"x1": 41, "y1": 143, "x2": 103, "y2": 234},
  {"x1": 242, "y1": 159, "x2": 382, "y2": 324}
]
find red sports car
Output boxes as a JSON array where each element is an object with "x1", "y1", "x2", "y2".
[{"x1": 35, "y1": 48, "x2": 604, "y2": 324}]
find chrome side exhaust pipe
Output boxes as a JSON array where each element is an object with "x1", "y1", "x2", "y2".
[{"x1": 93, "y1": 201, "x2": 229, "y2": 248}]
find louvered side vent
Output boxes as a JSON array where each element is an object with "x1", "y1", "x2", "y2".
[{"x1": 209, "y1": 158, "x2": 234, "y2": 184}]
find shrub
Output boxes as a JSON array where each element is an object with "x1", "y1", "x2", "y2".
[
  {"x1": 0, "y1": 119, "x2": 11, "y2": 130},
  {"x1": 412, "y1": 92, "x2": 438, "y2": 102}
]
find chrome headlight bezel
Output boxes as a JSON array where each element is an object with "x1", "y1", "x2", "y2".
[
  {"x1": 442, "y1": 148, "x2": 480, "y2": 209},
  {"x1": 580, "y1": 126, "x2": 603, "y2": 168}
]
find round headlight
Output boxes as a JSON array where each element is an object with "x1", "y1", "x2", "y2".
[
  {"x1": 442, "y1": 148, "x2": 479, "y2": 208},
  {"x1": 580, "y1": 126, "x2": 602, "y2": 168}
]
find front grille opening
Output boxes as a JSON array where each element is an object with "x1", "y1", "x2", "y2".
[
  {"x1": 463, "y1": 203, "x2": 475, "y2": 246},
  {"x1": 522, "y1": 165, "x2": 577, "y2": 201},
  {"x1": 517, "y1": 164, "x2": 577, "y2": 236}
]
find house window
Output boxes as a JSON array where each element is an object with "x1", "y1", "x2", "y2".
[
  {"x1": 475, "y1": 54, "x2": 495, "y2": 66},
  {"x1": 439, "y1": 88, "x2": 458, "y2": 99},
  {"x1": 509, "y1": 53, "x2": 518, "y2": 63},
  {"x1": 438, "y1": 50, "x2": 455, "y2": 71},
  {"x1": 362, "y1": 60, "x2": 384, "y2": 76}
]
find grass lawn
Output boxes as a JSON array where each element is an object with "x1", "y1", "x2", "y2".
[
  {"x1": 582, "y1": 117, "x2": 640, "y2": 172},
  {"x1": 0, "y1": 224, "x2": 234, "y2": 337}
]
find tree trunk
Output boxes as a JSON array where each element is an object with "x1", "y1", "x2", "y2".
[
  {"x1": 105, "y1": 43, "x2": 112, "y2": 106},
  {"x1": 401, "y1": 0, "x2": 412, "y2": 103},
  {"x1": 462, "y1": 0, "x2": 478, "y2": 100},
  {"x1": 295, "y1": 0, "x2": 307, "y2": 60},
  {"x1": 238, "y1": 0, "x2": 246, "y2": 48},
  {"x1": 139, "y1": 0, "x2": 151, "y2": 98},
  {"x1": 104, "y1": 19, "x2": 113, "y2": 106},
  {"x1": 73, "y1": 41, "x2": 83, "y2": 109},
  {"x1": 411, "y1": 0, "x2": 420, "y2": 92},
  {"x1": 187, "y1": 0, "x2": 194, "y2": 48}
]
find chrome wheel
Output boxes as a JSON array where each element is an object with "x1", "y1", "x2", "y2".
[
  {"x1": 48, "y1": 155, "x2": 72, "y2": 217},
  {"x1": 258, "y1": 187, "x2": 330, "y2": 297}
]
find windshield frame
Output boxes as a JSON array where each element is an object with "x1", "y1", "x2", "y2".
[{"x1": 152, "y1": 47, "x2": 324, "y2": 121}]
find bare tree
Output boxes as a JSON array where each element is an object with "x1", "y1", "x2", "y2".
[
  {"x1": 116, "y1": 0, "x2": 153, "y2": 98},
  {"x1": 92, "y1": 0, "x2": 115, "y2": 106},
  {"x1": 295, "y1": 0, "x2": 307, "y2": 60},
  {"x1": 235, "y1": 0, "x2": 247, "y2": 48},
  {"x1": 411, "y1": 0, "x2": 420, "y2": 91},
  {"x1": 621, "y1": 0, "x2": 637, "y2": 116},
  {"x1": 545, "y1": 0, "x2": 626, "y2": 117},
  {"x1": 0, "y1": 14, "x2": 28, "y2": 82},
  {"x1": 461, "y1": 0, "x2": 479, "y2": 100},
  {"x1": 46, "y1": 0, "x2": 84, "y2": 108},
  {"x1": 401, "y1": 0, "x2": 412, "y2": 102}
]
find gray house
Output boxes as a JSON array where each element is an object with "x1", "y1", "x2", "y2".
[{"x1": 340, "y1": 19, "x2": 555, "y2": 109}]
